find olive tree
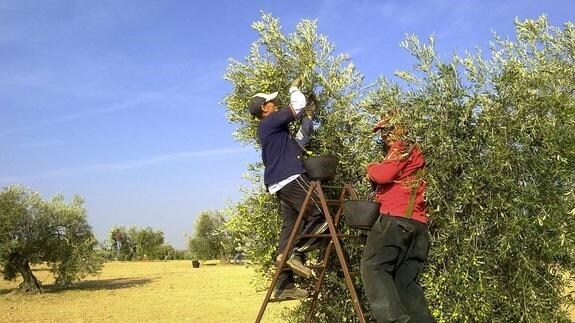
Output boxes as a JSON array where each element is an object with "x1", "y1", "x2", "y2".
[
  {"x1": 223, "y1": 13, "x2": 377, "y2": 321},
  {"x1": 0, "y1": 185, "x2": 103, "y2": 293},
  {"x1": 108, "y1": 225, "x2": 166, "y2": 260},
  {"x1": 109, "y1": 226, "x2": 136, "y2": 261},
  {"x1": 129, "y1": 226, "x2": 165, "y2": 260},
  {"x1": 384, "y1": 16, "x2": 575, "y2": 322},
  {"x1": 224, "y1": 13, "x2": 575, "y2": 322},
  {"x1": 187, "y1": 210, "x2": 228, "y2": 260}
]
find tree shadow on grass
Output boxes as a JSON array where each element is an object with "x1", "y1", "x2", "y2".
[
  {"x1": 46, "y1": 277, "x2": 155, "y2": 293},
  {"x1": 0, "y1": 288, "x2": 17, "y2": 295},
  {"x1": 0, "y1": 277, "x2": 155, "y2": 295}
]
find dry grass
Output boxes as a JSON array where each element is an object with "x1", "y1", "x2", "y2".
[
  {"x1": 2, "y1": 261, "x2": 574, "y2": 322},
  {"x1": 0, "y1": 261, "x2": 293, "y2": 323}
]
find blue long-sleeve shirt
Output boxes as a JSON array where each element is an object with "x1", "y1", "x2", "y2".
[{"x1": 258, "y1": 87, "x2": 307, "y2": 187}]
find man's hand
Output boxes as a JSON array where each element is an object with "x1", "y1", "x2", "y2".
[{"x1": 291, "y1": 77, "x2": 301, "y2": 88}]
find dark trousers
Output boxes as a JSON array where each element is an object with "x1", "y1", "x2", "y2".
[
  {"x1": 275, "y1": 174, "x2": 326, "y2": 289},
  {"x1": 360, "y1": 215, "x2": 434, "y2": 323}
]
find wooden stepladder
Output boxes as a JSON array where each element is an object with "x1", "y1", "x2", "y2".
[{"x1": 255, "y1": 181, "x2": 367, "y2": 323}]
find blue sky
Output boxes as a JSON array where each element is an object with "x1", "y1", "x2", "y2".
[{"x1": 1, "y1": 1, "x2": 573, "y2": 249}]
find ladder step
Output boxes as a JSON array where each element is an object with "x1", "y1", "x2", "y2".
[
  {"x1": 268, "y1": 296, "x2": 311, "y2": 303},
  {"x1": 318, "y1": 184, "x2": 348, "y2": 189},
  {"x1": 299, "y1": 233, "x2": 365, "y2": 238},
  {"x1": 303, "y1": 264, "x2": 360, "y2": 276},
  {"x1": 310, "y1": 267, "x2": 360, "y2": 278},
  {"x1": 308, "y1": 199, "x2": 342, "y2": 205},
  {"x1": 275, "y1": 263, "x2": 354, "y2": 272}
]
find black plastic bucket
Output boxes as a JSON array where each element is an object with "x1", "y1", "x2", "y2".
[
  {"x1": 303, "y1": 156, "x2": 338, "y2": 181},
  {"x1": 344, "y1": 200, "x2": 381, "y2": 230},
  {"x1": 192, "y1": 260, "x2": 200, "y2": 268}
]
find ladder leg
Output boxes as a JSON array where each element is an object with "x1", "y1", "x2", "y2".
[
  {"x1": 254, "y1": 268, "x2": 282, "y2": 323},
  {"x1": 255, "y1": 181, "x2": 320, "y2": 323},
  {"x1": 307, "y1": 184, "x2": 351, "y2": 321},
  {"x1": 316, "y1": 184, "x2": 366, "y2": 323},
  {"x1": 306, "y1": 240, "x2": 334, "y2": 322},
  {"x1": 329, "y1": 226, "x2": 366, "y2": 322}
]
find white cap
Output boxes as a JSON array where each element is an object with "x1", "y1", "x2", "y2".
[{"x1": 248, "y1": 92, "x2": 278, "y2": 117}]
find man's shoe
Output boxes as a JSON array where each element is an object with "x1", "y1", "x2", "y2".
[
  {"x1": 276, "y1": 253, "x2": 312, "y2": 278},
  {"x1": 273, "y1": 286, "x2": 309, "y2": 300},
  {"x1": 286, "y1": 255, "x2": 312, "y2": 278}
]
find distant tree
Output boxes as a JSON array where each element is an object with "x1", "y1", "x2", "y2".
[
  {"x1": 156, "y1": 244, "x2": 176, "y2": 260},
  {"x1": 109, "y1": 226, "x2": 136, "y2": 260},
  {"x1": 128, "y1": 226, "x2": 165, "y2": 260},
  {"x1": 97, "y1": 240, "x2": 116, "y2": 261},
  {"x1": 187, "y1": 211, "x2": 227, "y2": 260},
  {"x1": 173, "y1": 249, "x2": 192, "y2": 260},
  {"x1": 108, "y1": 226, "x2": 166, "y2": 260},
  {"x1": 0, "y1": 185, "x2": 104, "y2": 293}
]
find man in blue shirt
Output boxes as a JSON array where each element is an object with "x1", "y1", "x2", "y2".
[{"x1": 248, "y1": 79, "x2": 326, "y2": 300}]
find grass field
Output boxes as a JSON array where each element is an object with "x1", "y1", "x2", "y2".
[
  {"x1": 2, "y1": 261, "x2": 574, "y2": 322},
  {"x1": 0, "y1": 261, "x2": 293, "y2": 323}
]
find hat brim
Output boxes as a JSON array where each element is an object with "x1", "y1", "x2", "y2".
[
  {"x1": 372, "y1": 119, "x2": 388, "y2": 133},
  {"x1": 252, "y1": 91, "x2": 278, "y2": 102}
]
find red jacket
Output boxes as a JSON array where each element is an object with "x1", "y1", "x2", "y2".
[{"x1": 367, "y1": 141, "x2": 427, "y2": 224}]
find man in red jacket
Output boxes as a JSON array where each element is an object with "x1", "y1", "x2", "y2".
[{"x1": 360, "y1": 115, "x2": 434, "y2": 323}]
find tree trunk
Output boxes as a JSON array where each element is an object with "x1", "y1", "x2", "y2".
[{"x1": 9, "y1": 253, "x2": 43, "y2": 293}]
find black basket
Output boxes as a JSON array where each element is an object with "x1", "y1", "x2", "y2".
[
  {"x1": 303, "y1": 156, "x2": 338, "y2": 181},
  {"x1": 343, "y1": 200, "x2": 381, "y2": 230}
]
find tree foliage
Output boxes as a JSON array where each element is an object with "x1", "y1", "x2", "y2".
[
  {"x1": 155, "y1": 244, "x2": 176, "y2": 260},
  {"x1": 391, "y1": 17, "x2": 575, "y2": 322},
  {"x1": 224, "y1": 16, "x2": 376, "y2": 315},
  {"x1": 129, "y1": 226, "x2": 165, "y2": 259},
  {"x1": 108, "y1": 225, "x2": 167, "y2": 260},
  {"x1": 224, "y1": 13, "x2": 575, "y2": 322},
  {"x1": 224, "y1": 13, "x2": 372, "y2": 171},
  {"x1": 187, "y1": 211, "x2": 229, "y2": 260},
  {"x1": 0, "y1": 185, "x2": 104, "y2": 293},
  {"x1": 109, "y1": 225, "x2": 136, "y2": 260}
]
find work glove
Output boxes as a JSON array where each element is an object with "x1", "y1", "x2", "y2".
[{"x1": 290, "y1": 77, "x2": 301, "y2": 88}]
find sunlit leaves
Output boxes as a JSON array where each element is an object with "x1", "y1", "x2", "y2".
[
  {"x1": 224, "y1": 14, "x2": 575, "y2": 322},
  {"x1": 387, "y1": 16, "x2": 575, "y2": 322}
]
